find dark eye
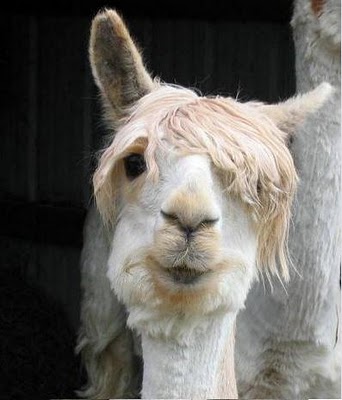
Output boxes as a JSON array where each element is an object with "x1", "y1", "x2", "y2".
[{"x1": 124, "y1": 153, "x2": 146, "y2": 179}]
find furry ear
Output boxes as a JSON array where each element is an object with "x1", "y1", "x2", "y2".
[
  {"x1": 89, "y1": 9, "x2": 154, "y2": 119},
  {"x1": 260, "y1": 82, "x2": 333, "y2": 137}
]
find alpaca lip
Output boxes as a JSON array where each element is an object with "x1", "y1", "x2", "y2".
[{"x1": 166, "y1": 266, "x2": 205, "y2": 284}]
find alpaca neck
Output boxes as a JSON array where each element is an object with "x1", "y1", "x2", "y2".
[{"x1": 141, "y1": 312, "x2": 237, "y2": 399}]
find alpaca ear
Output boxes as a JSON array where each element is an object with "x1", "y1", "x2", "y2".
[
  {"x1": 260, "y1": 82, "x2": 333, "y2": 137},
  {"x1": 89, "y1": 9, "x2": 154, "y2": 118}
]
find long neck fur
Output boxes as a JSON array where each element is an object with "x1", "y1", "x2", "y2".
[{"x1": 141, "y1": 312, "x2": 237, "y2": 399}]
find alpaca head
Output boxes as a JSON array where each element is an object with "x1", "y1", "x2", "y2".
[{"x1": 90, "y1": 9, "x2": 332, "y2": 334}]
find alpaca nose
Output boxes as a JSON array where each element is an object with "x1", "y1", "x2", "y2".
[{"x1": 160, "y1": 210, "x2": 219, "y2": 238}]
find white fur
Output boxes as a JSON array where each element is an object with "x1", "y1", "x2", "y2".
[
  {"x1": 236, "y1": 0, "x2": 341, "y2": 398},
  {"x1": 141, "y1": 312, "x2": 236, "y2": 399}
]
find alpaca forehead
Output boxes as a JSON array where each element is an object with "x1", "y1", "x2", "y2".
[
  {"x1": 157, "y1": 151, "x2": 212, "y2": 179},
  {"x1": 139, "y1": 152, "x2": 217, "y2": 209}
]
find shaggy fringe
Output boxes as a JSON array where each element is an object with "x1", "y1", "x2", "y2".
[{"x1": 93, "y1": 84, "x2": 298, "y2": 281}]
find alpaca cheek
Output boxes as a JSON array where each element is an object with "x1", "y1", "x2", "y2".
[
  {"x1": 106, "y1": 219, "x2": 154, "y2": 297},
  {"x1": 121, "y1": 178, "x2": 145, "y2": 205}
]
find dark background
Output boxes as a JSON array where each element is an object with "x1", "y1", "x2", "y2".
[{"x1": 0, "y1": 1, "x2": 295, "y2": 398}]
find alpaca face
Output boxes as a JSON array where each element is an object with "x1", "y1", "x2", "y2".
[{"x1": 106, "y1": 145, "x2": 258, "y2": 318}]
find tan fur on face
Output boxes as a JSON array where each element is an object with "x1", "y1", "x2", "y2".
[
  {"x1": 146, "y1": 254, "x2": 236, "y2": 312},
  {"x1": 151, "y1": 221, "x2": 221, "y2": 272},
  {"x1": 118, "y1": 223, "x2": 240, "y2": 313},
  {"x1": 154, "y1": 187, "x2": 222, "y2": 274},
  {"x1": 120, "y1": 241, "x2": 248, "y2": 314},
  {"x1": 162, "y1": 186, "x2": 219, "y2": 228},
  {"x1": 144, "y1": 218, "x2": 236, "y2": 311}
]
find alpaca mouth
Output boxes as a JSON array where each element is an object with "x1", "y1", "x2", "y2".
[{"x1": 166, "y1": 265, "x2": 206, "y2": 284}]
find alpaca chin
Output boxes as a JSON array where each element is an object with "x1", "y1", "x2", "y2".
[{"x1": 113, "y1": 251, "x2": 256, "y2": 340}]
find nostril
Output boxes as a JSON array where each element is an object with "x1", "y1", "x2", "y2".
[
  {"x1": 201, "y1": 217, "x2": 220, "y2": 227},
  {"x1": 183, "y1": 225, "x2": 194, "y2": 239},
  {"x1": 160, "y1": 210, "x2": 178, "y2": 221},
  {"x1": 161, "y1": 209, "x2": 219, "y2": 236}
]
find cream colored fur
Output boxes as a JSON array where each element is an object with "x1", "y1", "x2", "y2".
[{"x1": 77, "y1": 8, "x2": 335, "y2": 399}]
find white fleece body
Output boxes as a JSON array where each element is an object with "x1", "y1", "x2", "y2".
[{"x1": 236, "y1": 1, "x2": 341, "y2": 398}]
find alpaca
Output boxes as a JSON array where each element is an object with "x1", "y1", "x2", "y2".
[
  {"x1": 236, "y1": 0, "x2": 341, "y2": 398},
  {"x1": 76, "y1": 9, "x2": 333, "y2": 399}
]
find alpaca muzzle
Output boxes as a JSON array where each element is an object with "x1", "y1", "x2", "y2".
[{"x1": 166, "y1": 264, "x2": 208, "y2": 284}]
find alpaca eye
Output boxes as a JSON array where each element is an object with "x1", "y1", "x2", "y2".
[{"x1": 124, "y1": 153, "x2": 146, "y2": 179}]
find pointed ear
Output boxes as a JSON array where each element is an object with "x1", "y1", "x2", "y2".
[
  {"x1": 89, "y1": 9, "x2": 154, "y2": 119},
  {"x1": 259, "y1": 83, "x2": 333, "y2": 137}
]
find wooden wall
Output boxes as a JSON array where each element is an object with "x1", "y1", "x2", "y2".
[{"x1": 1, "y1": 9, "x2": 295, "y2": 331}]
